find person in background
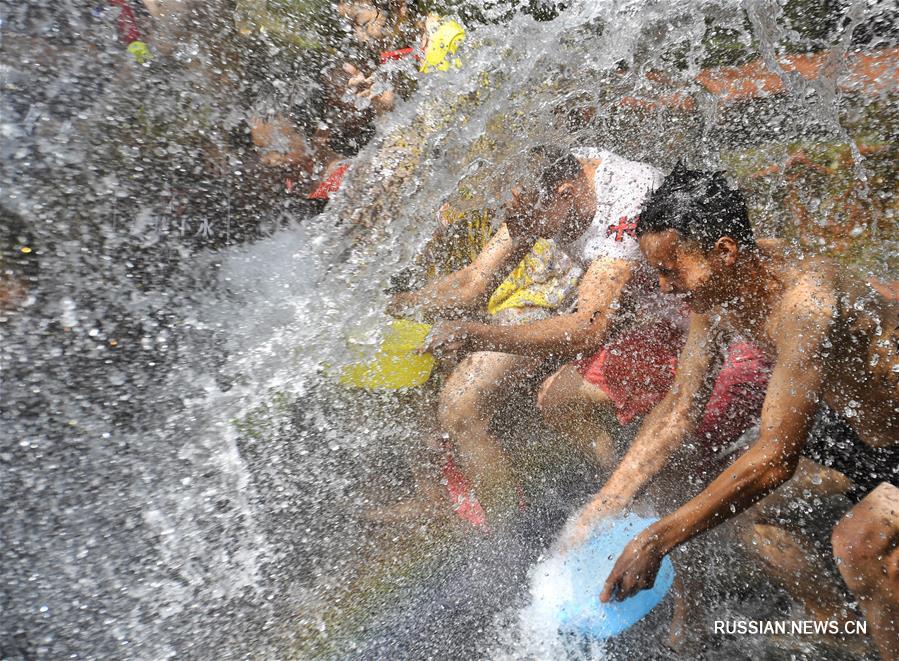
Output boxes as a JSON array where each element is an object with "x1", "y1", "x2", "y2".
[
  {"x1": 0, "y1": 207, "x2": 38, "y2": 316},
  {"x1": 248, "y1": 0, "x2": 464, "y2": 203}
]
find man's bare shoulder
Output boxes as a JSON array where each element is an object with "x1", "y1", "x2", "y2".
[
  {"x1": 765, "y1": 241, "x2": 891, "y2": 320},
  {"x1": 771, "y1": 265, "x2": 839, "y2": 342},
  {"x1": 756, "y1": 237, "x2": 788, "y2": 255},
  {"x1": 756, "y1": 239, "x2": 838, "y2": 311}
]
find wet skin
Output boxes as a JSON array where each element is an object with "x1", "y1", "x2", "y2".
[
  {"x1": 642, "y1": 231, "x2": 899, "y2": 447},
  {"x1": 600, "y1": 230, "x2": 899, "y2": 604}
]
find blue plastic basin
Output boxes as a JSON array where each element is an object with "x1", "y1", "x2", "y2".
[{"x1": 556, "y1": 514, "x2": 675, "y2": 639}]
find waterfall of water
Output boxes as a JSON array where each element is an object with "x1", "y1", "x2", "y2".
[{"x1": 2, "y1": 0, "x2": 895, "y2": 657}]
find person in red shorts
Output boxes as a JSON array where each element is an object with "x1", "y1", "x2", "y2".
[{"x1": 539, "y1": 318, "x2": 770, "y2": 469}]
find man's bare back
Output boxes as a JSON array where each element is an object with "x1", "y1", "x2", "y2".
[{"x1": 714, "y1": 240, "x2": 899, "y2": 449}]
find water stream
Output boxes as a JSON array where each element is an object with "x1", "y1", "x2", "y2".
[{"x1": 2, "y1": 0, "x2": 896, "y2": 658}]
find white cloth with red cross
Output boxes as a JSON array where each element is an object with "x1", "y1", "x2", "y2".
[
  {"x1": 564, "y1": 148, "x2": 663, "y2": 266},
  {"x1": 560, "y1": 148, "x2": 687, "y2": 331}
]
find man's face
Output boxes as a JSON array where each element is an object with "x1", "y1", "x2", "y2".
[
  {"x1": 504, "y1": 182, "x2": 574, "y2": 239},
  {"x1": 639, "y1": 230, "x2": 724, "y2": 313}
]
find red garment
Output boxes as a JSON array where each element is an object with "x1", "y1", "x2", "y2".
[
  {"x1": 379, "y1": 47, "x2": 416, "y2": 64},
  {"x1": 440, "y1": 453, "x2": 525, "y2": 530},
  {"x1": 307, "y1": 162, "x2": 350, "y2": 200},
  {"x1": 695, "y1": 341, "x2": 769, "y2": 449},
  {"x1": 577, "y1": 323, "x2": 768, "y2": 449},
  {"x1": 576, "y1": 321, "x2": 682, "y2": 425},
  {"x1": 441, "y1": 454, "x2": 487, "y2": 528},
  {"x1": 108, "y1": 0, "x2": 141, "y2": 44}
]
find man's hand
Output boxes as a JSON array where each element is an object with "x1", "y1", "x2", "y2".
[
  {"x1": 421, "y1": 321, "x2": 473, "y2": 360},
  {"x1": 370, "y1": 88, "x2": 396, "y2": 114},
  {"x1": 600, "y1": 527, "x2": 665, "y2": 603},
  {"x1": 502, "y1": 188, "x2": 543, "y2": 238},
  {"x1": 342, "y1": 63, "x2": 377, "y2": 97},
  {"x1": 560, "y1": 494, "x2": 625, "y2": 551}
]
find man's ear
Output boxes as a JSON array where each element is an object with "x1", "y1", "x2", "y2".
[
  {"x1": 556, "y1": 182, "x2": 576, "y2": 201},
  {"x1": 714, "y1": 236, "x2": 739, "y2": 266}
]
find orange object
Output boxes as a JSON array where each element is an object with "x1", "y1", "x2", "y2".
[
  {"x1": 618, "y1": 92, "x2": 696, "y2": 111},
  {"x1": 695, "y1": 47, "x2": 899, "y2": 102},
  {"x1": 611, "y1": 47, "x2": 898, "y2": 112}
]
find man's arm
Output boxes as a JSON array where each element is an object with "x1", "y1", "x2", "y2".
[
  {"x1": 595, "y1": 314, "x2": 720, "y2": 504},
  {"x1": 390, "y1": 223, "x2": 532, "y2": 318},
  {"x1": 561, "y1": 313, "x2": 722, "y2": 547},
  {"x1": 425, "y1": 257, "x2": 635, "y2": 360},
  {"x1": 601, "y1": 287, "x2": 834, "y2": 602}
]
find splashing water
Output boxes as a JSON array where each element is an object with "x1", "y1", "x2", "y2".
[{"x1": 2, "y1": 0, "x2": 896, "y2": 658}]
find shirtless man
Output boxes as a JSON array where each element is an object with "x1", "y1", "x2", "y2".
[
  {"x1": 588, "y1": 165, "x2": 898, "y2": 659},
  {"x1": 393, "y1": 148, "x2": 762, "y2": 525}
]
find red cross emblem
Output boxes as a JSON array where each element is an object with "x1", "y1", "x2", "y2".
[{"x1": 607, "y1": 216, "x2": 637, "y2": 242}]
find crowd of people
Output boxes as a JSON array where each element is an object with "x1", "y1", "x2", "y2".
[
  {"x1": 383, "y1": 145, "x2": 898, "y2": 657},
  {"x1": 244, "y1": 0, "x2": 466, "y2": 206}
]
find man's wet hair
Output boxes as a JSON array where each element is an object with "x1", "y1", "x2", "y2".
[
  {"x1": 528, "y1": 145, "x2": 582, "y2": 197},
  {"x1": 636, "y1": 163, "x2": 755, "y2": 250}
]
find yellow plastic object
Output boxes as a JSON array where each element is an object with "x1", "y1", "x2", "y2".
[
  {"x1": 340, "y1": 320, "x2": 435, "y2": 389},
  {"x1": 420, "y1": 18, "x2": 465, "y2": 73},
  {"x1": 127, "y1": 40, "x2": 152, "y2": 64}
]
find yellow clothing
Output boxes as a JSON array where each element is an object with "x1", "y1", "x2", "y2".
[
  {"x1": 428, "y1": 205, "x2": 582, "y2": 322},
  {"x1": 340, "y1": 320, "x2": 434, "y2": 389},
  {"x1": 487, "y1": 238, "x2": 582, "y2": 321}
]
